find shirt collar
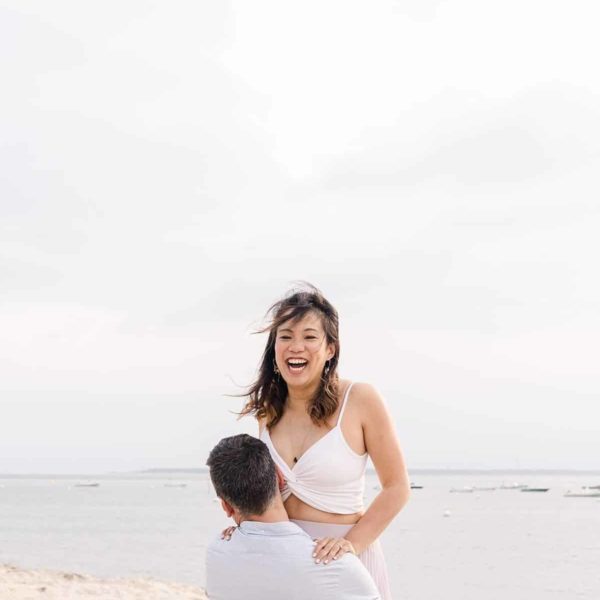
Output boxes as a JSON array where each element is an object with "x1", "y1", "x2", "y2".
[{"x1": 238, "y1": 520, "x2": 305, "y2": 537}]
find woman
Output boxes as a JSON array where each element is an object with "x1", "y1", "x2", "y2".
[{"x1": 239, "y1": 284, "x2": 410, "y2": 599}]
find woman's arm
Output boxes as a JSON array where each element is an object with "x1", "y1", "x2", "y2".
[{"x1": 314, "y1": 383, "x2": 410, "y2": 560}]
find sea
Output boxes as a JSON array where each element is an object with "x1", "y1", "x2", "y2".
[{"x1": 1, "y1": 470, "x2": 599, "y2": 600}]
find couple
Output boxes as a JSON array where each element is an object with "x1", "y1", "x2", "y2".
[{"x1": 207, "y1": 285, "x2": 410, "y2": 599}]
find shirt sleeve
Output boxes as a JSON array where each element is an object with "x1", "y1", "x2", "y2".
[{"x1": 335, "y1": 554, "x2": 381, "y2": 600}]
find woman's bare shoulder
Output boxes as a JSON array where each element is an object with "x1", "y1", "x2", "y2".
[
  {"x1": 348, "y1": 382, "x2": 387, "y2": 413},
  {"x1": 337, "y1": 378, "x2": 353, "y2": 395},
  {"x1": 349, "y1": 381, "x2": 381, "y2": 397}
]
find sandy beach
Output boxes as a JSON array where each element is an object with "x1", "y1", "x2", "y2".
[{"x1": 0, "y1": 564, "x2": 207, "y2": 600}]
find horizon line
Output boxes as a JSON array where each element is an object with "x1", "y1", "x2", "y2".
[{"x1": 1, "y1": 467, "x2": 600, "y2": 477}]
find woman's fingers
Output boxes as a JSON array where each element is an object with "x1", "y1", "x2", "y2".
[
  {"x1": 313, "y1": 537, "x2": 351, "y2": 564},
  {"x1": 221, "y1": 526, "x2": 236, "y2": 540},
  {"x1": 332, "y1": 539, "x2": 356, "y2": 560},
  {"x1": 312, "y1": 537, "x2": 332, "y2": 562},
  {"x1": 332, "y1": 543, "x2": 346, "y2": 561}
]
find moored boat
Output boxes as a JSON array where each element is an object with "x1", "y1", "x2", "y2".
[{"x1": 564, "y1": 489, "x2": 600, "y2": 497}]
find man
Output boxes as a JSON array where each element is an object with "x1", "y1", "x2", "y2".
[{"x1": 205, "y1": 434, "x2": 380, "y2": 600}]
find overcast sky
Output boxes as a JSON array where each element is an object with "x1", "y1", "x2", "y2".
[{"x1": 1, "y1": 1, "x2": 599, "y2": 473}]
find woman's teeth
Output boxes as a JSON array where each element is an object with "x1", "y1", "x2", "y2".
[{"x1": 287, "y1": 360, "x2": 308, "y2": 372}]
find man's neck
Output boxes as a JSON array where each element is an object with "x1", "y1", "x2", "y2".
[{"x1": 240, "y1": 502, "x2": 289, "y2": 524}]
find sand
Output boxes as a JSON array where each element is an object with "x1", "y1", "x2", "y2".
[{"x1": 0, "y1": 564, "x2": 207, "y2": 600}]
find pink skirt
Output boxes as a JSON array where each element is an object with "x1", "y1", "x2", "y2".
[{"x1": 291, "y1": 519, "x2": 393, "y2": 600}]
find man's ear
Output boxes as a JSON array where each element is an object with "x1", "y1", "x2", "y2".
[
  {"x1": 275, "y1": 466, "x2": 286, "y2": 492},
  {"x1": 220, "y1": 498, "x2": 235, "y2": 518}
]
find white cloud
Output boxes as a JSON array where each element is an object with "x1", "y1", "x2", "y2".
[{"x1": 1, "y1": 0, "x2": 599, "y2": 471}]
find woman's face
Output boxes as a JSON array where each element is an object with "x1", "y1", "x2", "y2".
[{"x1": 274, "y1": 311, "x2": 334, "y2": 387}]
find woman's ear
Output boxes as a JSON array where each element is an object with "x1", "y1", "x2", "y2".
[{"x1": 326, "y1": 343, "x2": 335, "y2": 361}]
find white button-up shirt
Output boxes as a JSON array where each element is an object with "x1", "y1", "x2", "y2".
[{"x1": 206, "y1": 520, "x2": 380, "y2": 600}]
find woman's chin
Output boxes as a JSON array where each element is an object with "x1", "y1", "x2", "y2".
[{"x1": 283, "y1": 369, "x2": 316, "y2": 386}]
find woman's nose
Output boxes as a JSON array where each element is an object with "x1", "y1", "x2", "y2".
[{"x1": 289, "y1": 338, "x2": 305, "y2": 351}]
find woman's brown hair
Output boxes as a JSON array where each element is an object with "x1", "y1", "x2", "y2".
[{"x1": 240, "y1": 283, "x2": 340, "y2": 428}]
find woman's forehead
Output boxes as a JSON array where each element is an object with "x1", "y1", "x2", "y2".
[{"x1": 277, "y1": 310, "x2": 323, "y2": 331}]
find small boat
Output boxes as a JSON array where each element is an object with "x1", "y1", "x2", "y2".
[
  {"x1": 564, "y1": 489, "x2": 600, "y2": 498},
  {"x1": 164, "y1": 483, "x2": 187, "y2": 488},
  {"x1": 450, "y1": 487, "x2": 474, "y2": 493},
  {"x1": 521, "y1": 487, "x2": 549, "y2": 492},
  {"x1": 500, "y1": 482, "x2": 528, "y2": 489},
  {"x1": 473, "y1": 486, "x2": 497, "y2": 491},
  {"x1": 586, "y1": 485, "x2": 600, "y2": 490},
  {"x1": 410, "y1": 483, "x2": 423, "y2": 489},
  {"x1": 74, "y1": 482, "x2": 99, "y2": 488}
]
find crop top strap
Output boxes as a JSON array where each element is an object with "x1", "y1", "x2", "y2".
[{"x1": 336, "y1": 382, "x2": 354, "y2": 426}]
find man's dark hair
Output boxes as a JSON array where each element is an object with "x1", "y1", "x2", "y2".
[{"x1": 206, "y1": 434, "x2": 278, "y2": 516}]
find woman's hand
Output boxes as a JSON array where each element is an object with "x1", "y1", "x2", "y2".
[
  {"x1": 221, "y1": 526, "x2": 236, "y2": 540},
  {"x1": 313, "y1": 537, "x2": 357, "y2": 564}
]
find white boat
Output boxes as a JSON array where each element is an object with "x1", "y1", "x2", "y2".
[
  {"x1": 450, "y1": 487, "x2": 474, "y2": 493},
  {"x1": 164, "y1": 483, "x2": 187, "y2": 488},
  {"x1": 74, "y1": 482, "x2": 99, "y2": 488},
  {"x1": 500, "y1": 482, "x2": 528, "y2": 489},
  {"x1": 473, "y1": 486, "x2": 497, "y2": 491},
  {"x1": 564, "y1": 489, "x2": 600, "y2": 498}
]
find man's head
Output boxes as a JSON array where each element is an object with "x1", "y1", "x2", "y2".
[{"x1": 206, "y1": 434, "x2": 280, "y2": 520}]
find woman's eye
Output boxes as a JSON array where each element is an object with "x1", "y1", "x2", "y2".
[
  {"x1": 306, "y1": 336, "x2": 317, "y2": 340},
  {"x1": 279, "y1": 335, "x2": 291, "y2": 340}
]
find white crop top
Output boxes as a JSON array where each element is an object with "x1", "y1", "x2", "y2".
[{"x1": 260, "y1": 382, "x2": 368, "y2": 514}]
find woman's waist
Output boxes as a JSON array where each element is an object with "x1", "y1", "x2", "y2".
[
  {"x1": 290, "y1": 518, "x2": 356, "y2": 539},
  {"x1": 284, "y1": 494, "x2": 363, "y2": 524}
]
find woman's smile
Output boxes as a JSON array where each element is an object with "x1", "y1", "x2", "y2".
[{"x1": 286, "y1": 358, "x2": 308, "y2": 373}]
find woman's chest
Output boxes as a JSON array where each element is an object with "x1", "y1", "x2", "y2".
[{"x1": 270, "y1": 419, "x2": 366, "y2": 473}]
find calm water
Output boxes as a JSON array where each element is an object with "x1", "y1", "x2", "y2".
[{"x1": 1, "y1": 471, "x2": 599, "y2": 599}]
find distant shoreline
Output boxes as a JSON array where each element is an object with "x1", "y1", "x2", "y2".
[{"x1": 2, "y1": 467, "x2": 600, "y2": 478}]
